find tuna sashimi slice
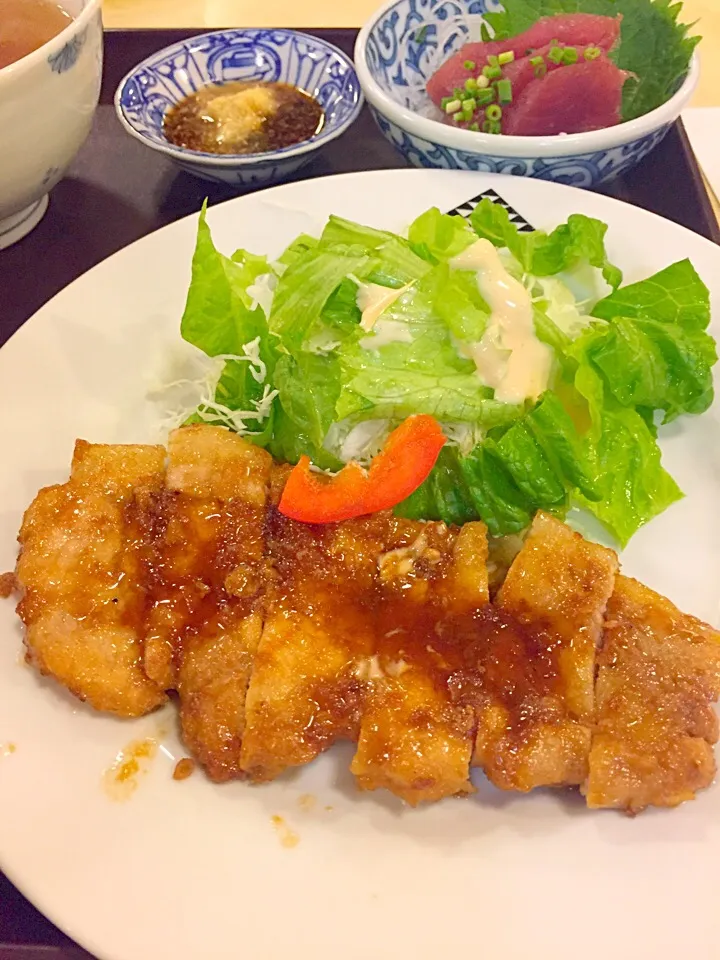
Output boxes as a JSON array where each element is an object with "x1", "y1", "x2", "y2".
[
  {"x1": 503, "y1": 58, "x2": 628, "y2": 136},
  {"x1": 501, "y1": 43, "x2": 612, "y2": 104},
  {"x1": 426, "y1": 12, "x2": 621, "y2": 106}
]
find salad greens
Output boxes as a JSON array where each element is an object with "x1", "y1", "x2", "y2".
[
  {"x1": 177, "y1": 197, "x2": 716, "y2": 546},
  {"x1": 483, "y1": 0, "x2": 700, "y2": 122}
]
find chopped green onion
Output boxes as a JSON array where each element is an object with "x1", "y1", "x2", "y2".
[
  {"x1": 549, "y1": 38, "x2": 560, "y2": 46},
  {"x1": 469, "y1": 122, "x2": 480, "y2": 132},
  {"x1": 584, "y1": 45, "x2": 602, "y2": 60},
  {"x1": 498, "y1": 50, "x2": 515, "y2": 65},
  {"x1": 486, "y1": 104, "x2": 502, "y2": 121},
  {"x1": 462, "y1": 108, "x2": 474, "y2": 122},
  {"x1": 452, "y1": 113, "x2": 463, "y2": 123},
  {"x1": 562, "y1": 46, "x2": 578, "y2": 64},
  {"x1": 452, "y1": 86, "x2": 465, "y2": 99},
  {"x1": 444, "y1": 98, "x2": 462, "y2": 114},
  {"x1": 482, "y1": 64, "x2": 502, "y2": 79},
  {"x1": 548, "y1": 45, "x2": 564, "y2": 64},
  {"x1": 414, "y1": 24, "x2": 429, "y2": 42},
  {"x1": 482, "y1": 119, "x2": 501, "y2": 134},
  {"x1": 530, "y1": 55, "x2": 547, "y2": 78},
  {"x1": 464, "y1": 77, "x2": 478, "y2": 92},
  {"x1": 475, "y1": 74, "x2": 490, "y2": 89},
  {"x1": 475, "y1": 87, "x2": 495, "y2": 106},
  {"x1": 487, "y1": 54, "x2": 500, "y2": 68},
  {"x1": 463, "y1": 59, "x2": 476, "y2": 70},
  {"x1": 496, "y1": 78, "x2": 513, "y2": 104},
  {"x1": 462, "y1": 97, "x2": 476, "y2": 111},
  {"x1": 440, "y1": 96, "x2": 451, "y2": 109}
]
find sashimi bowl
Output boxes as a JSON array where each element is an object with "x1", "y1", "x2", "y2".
[
  {"x1": 115, "y1": 28, "x2": 363, "y2": 186},
  {"x1": 354, "y1": 0, "x2": 699, "y2": 187}
]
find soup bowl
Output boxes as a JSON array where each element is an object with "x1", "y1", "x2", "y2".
[{"x1": 0, "y1": 0, "x2": 103, "y2": 249}]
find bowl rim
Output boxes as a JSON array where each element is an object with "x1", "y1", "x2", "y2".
[
  {"x1": 113, "y1": 27, "x2": 364, "y2": 167},
  {"x1": 354, "y1": 1, "x2": 700, "y2": 159},
  {"x1": 0, "y1": 0, "x2": 102, "y2": 81}
]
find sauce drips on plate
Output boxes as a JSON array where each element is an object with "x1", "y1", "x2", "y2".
[{"x1": 163, "y1": 81, "x2": 325, "y2": 155}]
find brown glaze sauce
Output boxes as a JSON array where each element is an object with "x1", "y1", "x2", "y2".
[
  {"x1": 117, "y1": 477, "x2": 561, "y2": 770},
  {"x1": 266, "y1": 509, "x2": 562, "y2": 743},
  {"x1": 163, "y1": 81, "x2": 325, "y2": 155},
  {"x1": 122, "y1": 490, "x2": 265, "y2": 683}
]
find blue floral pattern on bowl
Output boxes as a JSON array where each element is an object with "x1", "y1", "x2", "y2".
[
  {"x1": 358, "y1": 0, "x2": 678, "y2": 187},
  {"x1": 115, "y1": 29, "x2": 363, "y2": 186},
  {"x1": 370, "y1": 108, "x2": 671, "y2": 187},
  {"x1": 48, "y1": 26, "x2": 88, "y2": 74}
]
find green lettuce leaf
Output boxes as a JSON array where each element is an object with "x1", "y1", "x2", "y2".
[
  {"x1": 269, "y1": 248, "x2": 370, "y2": 347},
  {"x1": 569, "y1": 348, "x2": 684, "y2": 544},
  {"x1": 578, "y1": 316, "x2": 716, "y2": 422},
  {"x1": 272, "y1": 352, "x2": 341, "y2": 453},
  {"x1": 181, "y1": 204, "x2": 269, "y2": 358},
  {"x1": 337, "y1": 270, "x2": 516, "y2": 424},
  {"x1": 575, "y1": 401, "x2": 683, "y2": 545},
  {"x1": 180, "y1": 206, "x2": 278, "y2": 434},
  {"x1": 395, "y1": 392, "x2": 597, "y2": 534},
  {"x1": 432, "y1": 264, "x2": 491, "y2": 342},
  {"x1": 229, "y1": 248, "x2": 272, "y2": 307},
  {"x1": 470, "y1": 199, "x2": 622, "y2": 289},
  {"x1": 591, "y1": 259, "x2": 711, "y2": 329},
  {"x1": 266, "y1": 405, "x2": 342, "y2": 470},
  {"x1": 277, "y1": 233, "x2": 319, "y2": 268},
  {"x1": 319, "y1": 214, "x2": 396, "y2": 251},
  {"x1": 407, "y1": 207, "x2": 477, "y2": 263}
]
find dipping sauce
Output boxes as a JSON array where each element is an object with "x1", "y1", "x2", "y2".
[
  {"x1": 163, "y1": 80, "x2": 325, "y2": 155},
  {"x1": 0, "y1": 0, "x2": 73, "y2": 70}
]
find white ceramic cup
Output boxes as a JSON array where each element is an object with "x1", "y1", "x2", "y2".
[{"x1": 0, "y1": 0, "x2": 103, "y2": 249}]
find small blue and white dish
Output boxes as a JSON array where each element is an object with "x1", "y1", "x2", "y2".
[
  {"x1": 354, "y1": 0, "x2": 699, "y2": 188},
  {"x1": 114, "y1": 29, "x2": 364, "y2": 186}
]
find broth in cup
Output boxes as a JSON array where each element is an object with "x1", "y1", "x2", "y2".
[{"x1": 0, "y1": 0, "x2": 73, "y2": 70}]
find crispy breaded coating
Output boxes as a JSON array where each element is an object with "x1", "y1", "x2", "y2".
[
  {"x1": 586, "y1": 575, "x2": 720, "y2": 813},
  {"x1": 240, "y1": 509, "x2": 377, "y2": 781},
  {"x1": 139, "y1": 425, "x2": 272, "y2": 782},
  {"x1": 16, "y1": 441, "x2": 167, "y2": 717},
  {"x1": 178, "y1": 611, "x2": 264, "y2": 781},
  {"x1": 142, "y1": 425, "x2": 271, "y2": 692},
  {"x1": 351, "y1": 522, "x2": 488, "y2": 805},
  {"x1": 473, "y1": 512, "x2": 618, "y2": 791}
]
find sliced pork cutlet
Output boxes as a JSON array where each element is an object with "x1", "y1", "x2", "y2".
[
  {"x1": 239, "y1": 504, "x2": 385, "y2": 782},
  {"x1": 472, "y1": 512, "x2": 618, "y2": 792},
  {"x1": 351, "y1": 521, "x2": 489, "y2": 806},
  {"x1": 136, "y1": 424, "x2": 272, "y2": 782},
  {"x1": 586, "y1": 575, "x2": 720, "y2": 813},
  {"x1": 16, "y1": 441, "x2": 167, "y2": 717}
]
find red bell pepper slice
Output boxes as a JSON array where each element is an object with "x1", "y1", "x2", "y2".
[{"x1": 278, "y1": 415, "x2": 446, "y2": 524}]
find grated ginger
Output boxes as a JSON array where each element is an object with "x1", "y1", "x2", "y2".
[{"x1": 206, "y1": 86, "x2": 276, "y2": 145}]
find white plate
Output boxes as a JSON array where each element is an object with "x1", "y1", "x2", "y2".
[{"x1": 2, "y1": 170, "x2": 720, "y2": 960}]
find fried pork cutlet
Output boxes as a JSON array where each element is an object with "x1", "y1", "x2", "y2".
[
  {"x1": 139, "y1": 425, "x2": 272, "y2": 782},
  {"x1": 16, "y1": 441, "x2": 167, "y2": 717},
  {"x1": 586, "y1": 575, "x2": 720, "y2": 813},
  {"x1": 351, "y1": 522, "x2": 489, "y2": 805},
  {"x1": 472, "y1": 511, "x2": 618, "y2": 792}
]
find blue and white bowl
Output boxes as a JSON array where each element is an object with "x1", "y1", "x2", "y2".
[
  {"x1": 115, "y1": 29, "x2": 364, "y2": 186},
  {"x1": 355, "y1": 0, "x2": 699, "y2": 188}
]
